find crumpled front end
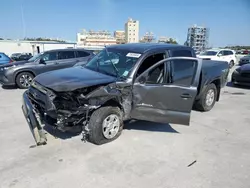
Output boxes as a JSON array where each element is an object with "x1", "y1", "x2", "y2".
[{"x1": 21, "y1": 81, "x2": 102, "y2": 145}]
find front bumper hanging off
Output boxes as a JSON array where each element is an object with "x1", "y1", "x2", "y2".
[{"x1": 21, "y1": 91, "x2": 47, "y2": 145}]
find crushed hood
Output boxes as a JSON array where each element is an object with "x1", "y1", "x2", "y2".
[{"x1": 34, "y1": 67, "x2": 117, "y2": 92}]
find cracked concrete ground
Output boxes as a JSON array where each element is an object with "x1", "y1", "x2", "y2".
[{"x1": 0, "y1": 69, "x2": 250, "y2": 188}]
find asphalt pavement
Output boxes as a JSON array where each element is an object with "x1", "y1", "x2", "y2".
[{"x1": 0, "y1": 69, "x2": 250, "y2": 188}]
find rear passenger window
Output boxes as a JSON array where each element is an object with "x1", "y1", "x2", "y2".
[
  {"x1": 136, "y1": 53, "x2": 165, "y2": 77},
  {"x1": 77, "y1": 51, "x2": 90, "y2": 57},
  {"x1": 172, "y1": 50, "x2": 192, "y2": 57},
  {"x1": 58, "y1": 51, "x2": 75, "y2": 59},
  {"x1": 171, "y1": 59, "x2": 197, "y2": 87}
]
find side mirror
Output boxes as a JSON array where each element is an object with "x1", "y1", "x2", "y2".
[
  {"x1": 138, "y1": 76, "x2": 147, "y2": 84},
  {"x1": 39, "y1": 58, "x2": 46, "y2": 64},
  {"x1": 217, "y1": 54, "x2": 222, "y2": 57}
]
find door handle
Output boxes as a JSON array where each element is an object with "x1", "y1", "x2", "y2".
[
  {"x1": 54, "y1": 62, "x2": 59, "y2": 65},
  {"x1": 181, "y1": 93, "x2": 192, "y2": 99}
]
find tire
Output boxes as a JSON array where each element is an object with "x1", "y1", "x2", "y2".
[
  {"x1": 229, "y1": 60, "x2": 234, "y2": 69},
  {"x1": 16, "y1": 72, "x2": 34, "y2": 89},
  {"x1": 88, "y1": 106, "x2": 124, "y2": 145},
  {"x1": 194, "y1": 83, "x2": 218, "y2": 112}
]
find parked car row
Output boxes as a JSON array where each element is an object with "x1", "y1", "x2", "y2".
[
  {"x1": 11, "y1": 53, "x2": 33, "y2": 61},
  {"x1": 0, "y1": 52, "x2": 34, "y2": 65},
  {"x1": 197, "y1": 49, "x2": 237, "y2": 68}
]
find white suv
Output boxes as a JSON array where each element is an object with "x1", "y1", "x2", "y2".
[{"x1": 197, "y1": 49, "x2": 236, "y2": 68}]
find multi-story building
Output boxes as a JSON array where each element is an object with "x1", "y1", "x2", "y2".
[
  {"x1": 186, "y1": 24, "x2": 209, "y2": 52},
  {"x1": 77, "y1": 29, "x2": 117, "y2": 47},
  {"x1": 114, "y1": 30, "x2": 125, "y2": 44},
  {"x1": 125, "y1": 18, "x2": 139, "y2": 43},
  {"x1": 140, "y1": 32, "x2": 155, "y2": 43}
]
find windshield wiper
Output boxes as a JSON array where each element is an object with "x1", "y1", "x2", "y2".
[{"x1": 105, "y1": 47, "x2": 120, "y2": 78}]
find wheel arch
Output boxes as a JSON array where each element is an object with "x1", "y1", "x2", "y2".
[
  {"x1": 100, "y1": 98, "x2": 124, "y2": 114},
  {"x1": 210, "y1": 78, "x2": 221, "y2": 101},
  {"x1": 14, "y1": 70, "x2": 36, "y2": 84},
  {"x1": 197, "y1": 77, "x2": 221, "y2": 102}
]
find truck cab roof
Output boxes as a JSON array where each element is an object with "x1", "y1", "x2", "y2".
[{"x1": 106, "y1": 43, "x2": 192, "y2": 54}]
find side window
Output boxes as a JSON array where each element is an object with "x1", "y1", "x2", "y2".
[
  {"x1": 58, "y1": 51, "x2": 75, "y2": 60},
  {"x1": 172, "y1": 50, "x2": 192, "y2": 57},
  {"x1": 42, "y1": 52, "x2": 57, "y2": 61},
  {"x1": 145, "y1": 63, "x2": 165, "y2": 84},
  {"x1": 136, "y1": 53, "x2": 166, "y2": 77},
  {"x1": 218, "y1": 50, "x2": 225, "y2": 56},
  {"x1": 77, "y1": 51, "x2": 90, "y2": 57},
  {"x1": 225, "y1": 50, "x2": 233, "y2": 55},
  {"x1": 171, "y1": 59, "x2": 197, "y2": 87}
]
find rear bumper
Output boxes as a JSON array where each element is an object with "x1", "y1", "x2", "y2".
[{"x1": 21, "y1": 91, "x2": 47, "y2": 145}]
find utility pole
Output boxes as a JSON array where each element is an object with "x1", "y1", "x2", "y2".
[{"x1": 21, "y1": 0, "x2": 26, "y2": 39}]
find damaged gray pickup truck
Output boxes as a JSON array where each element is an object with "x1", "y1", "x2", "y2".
[{"x1": 22, "y1": 43, "x2": 229, "y2": 146}]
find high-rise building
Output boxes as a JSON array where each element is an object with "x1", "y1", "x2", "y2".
[
  {"x1": 125, "y1": 18, "x2": 139, "y2": 43},
  {"x1": 114, "y1": 30, "x2": 125, "y2": 44},
  {"x1": 186, "y1": 24, "x2": 209, "y2": 52}
]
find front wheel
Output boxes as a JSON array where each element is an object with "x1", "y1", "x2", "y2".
[
  {"x1": 16, "y1": 72, "x2": 34, "y2": 89},
  {"x1": 88, "y1": 106, "x2": 124, "y2": 145},
  {"x1": 194, "y1": 83, "x2": 218, "y2": 112}
]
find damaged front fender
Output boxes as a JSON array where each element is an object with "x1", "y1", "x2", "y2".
[{"x1": 85, "y1": 82, "x2": 133, "y2": 120}]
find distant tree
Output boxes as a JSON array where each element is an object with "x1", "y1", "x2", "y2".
[
  {"x1": 23, "y1": 37, "x2": 65, "y2": 42},
  {"x1": 225, "y1": 46, "x2": 250, "y2": 50},
  {"x1": 0, "y1": 38, "x2": 3, "y2": 40},
  {"x1": 167, "y1": 38, "x2": 178, "y2": 44}
]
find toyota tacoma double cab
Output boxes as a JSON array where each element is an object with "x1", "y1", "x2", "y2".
[{"x1": 21, "y1": 43, "x2": 229, "y2": 146}]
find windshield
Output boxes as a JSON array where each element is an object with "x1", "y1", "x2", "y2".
[
  {"x1": 84, "y1": 48, "x2": 140, "y2": 78},
  {"x1": 28, "y1": 53, "x2": 42, "y2": 62},
  {"x1": 200, "y1": 51, "x2": 218, "y2": 56}
]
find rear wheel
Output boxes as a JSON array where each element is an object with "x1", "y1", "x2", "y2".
[
  {"x1": 88, "y1": 106, "x2": 123, "y2": 145},
  {"x1": 229, "y1": 60, "x2": 234, "y2": 68},
  {"x1": 16, "y1": 72, "x2": 34, "y2": 89},
  {"x1": 194, "y1": 83, "x2": 218, "y2": 112}
]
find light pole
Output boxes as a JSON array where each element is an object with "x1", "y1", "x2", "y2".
[{"x1": 21, "y1": 0, "x2": 26, "y2": 39}]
